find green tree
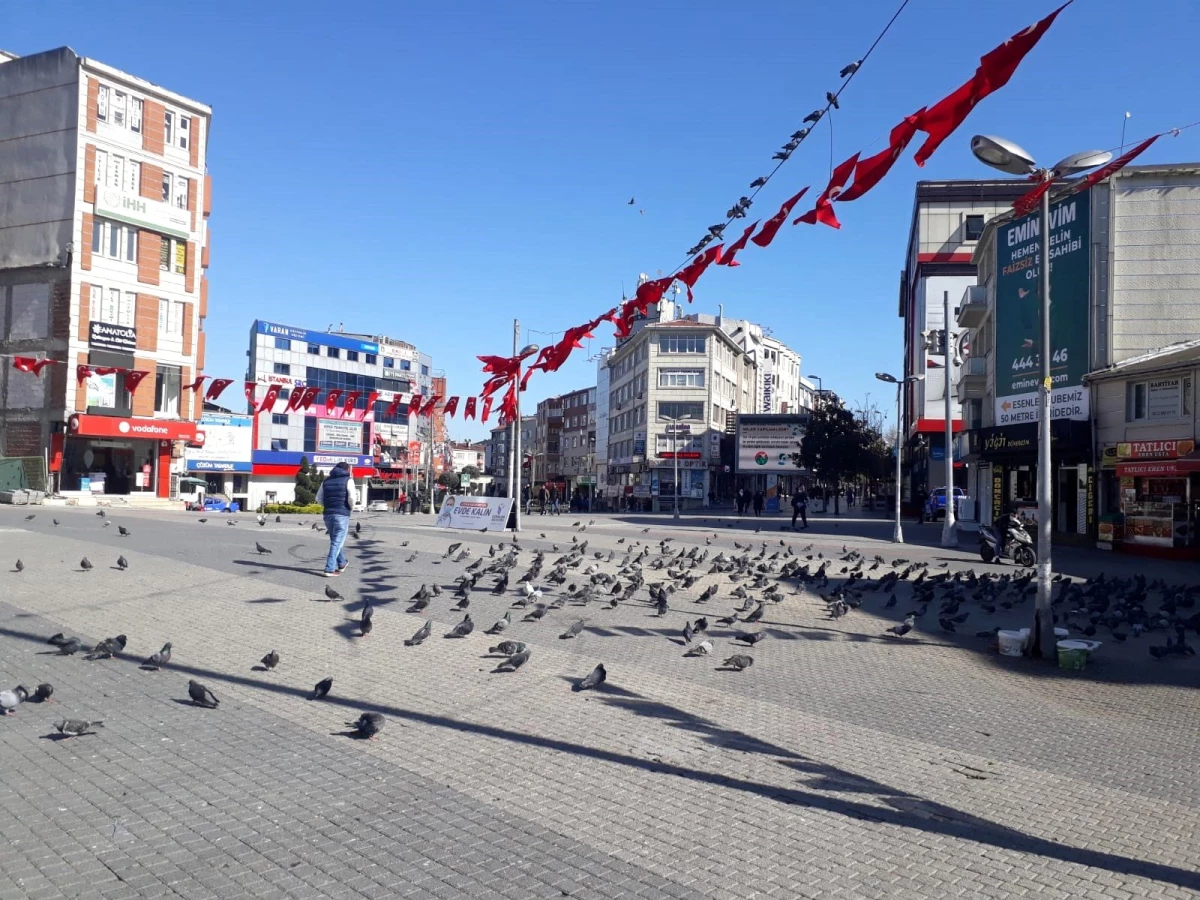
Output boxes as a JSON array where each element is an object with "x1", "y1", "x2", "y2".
[
  {"x1": 793, "y1": 402, "x2": 888, "y2": 486},
  {"x1": 294, "y1": 456, "x2": 325, "y2": 506}
]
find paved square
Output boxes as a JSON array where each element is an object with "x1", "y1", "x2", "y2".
[{"x1": 1, "y1": 506, "x2": 1197, "y2": 899}]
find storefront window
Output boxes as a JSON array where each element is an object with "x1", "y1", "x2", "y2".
[{"x1": 155, "y1": 365, "x2": 181, "y2": 416}]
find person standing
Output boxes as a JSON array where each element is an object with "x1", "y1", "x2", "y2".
[
  {"x1": 316, "y1": 461, "x2": 355, "y2": 577},
  {"x1": 752, "y1": 490, "x2": 764, "y2": 517},
  {"x1": 538, "y1": 484, "x2": 548, "y2": 515},
  {"x1": 791, "y1": 488, "x2": 809, "y2": 530}
]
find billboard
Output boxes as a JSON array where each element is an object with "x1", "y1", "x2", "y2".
[
  {"x1": 994, "y1": 191, "x2": 1091, "y2": 426},
  {"x1": 436, "y1": 496, "x2": 513, "y2": 531},
  {"x1": 186, "y1": 414, "x2": 253, "y2": 472},
  {"x1": 735, "y1": 414, "x2": 809, "y2": 474},
  {"x1": 255, "y1": 320, "x2": 379, "y2": 355},
  {"x1": 317, "y1": 418, "x2": 364, "y2": 453}
]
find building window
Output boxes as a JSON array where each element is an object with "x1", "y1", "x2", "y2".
[
  {"x1": 163, "y1": 110, "x2": 174, "y2": 146},
  {"x1": 400, "y1": 360, "x2": 411, "y2": 371},
  {"x1": 158, "y1": 298, "x2": 183, "y2": 337},
  {"x1": 271, "y1": 439, "x2": 288, "y2": 451},
  {"x1": 95, "y1": 84, "x2": 142, "y2": 134},
  {"x1": 347, "y1": 350, "x2": 359, "y2": 362},
  {"x1": 420, "y1": 364, "x2": 429, "y2": 375},
  {"x1": 273, "y1": 362, "x2": 290, "y2": 375},
  {"x1": 177, "y1": 116, "x2": 191, "y2": 150},
  {"x1": 173, "y1": 176, "x2": 189, "y2": 210},
  {"x1": 383, "y1": 357, "x2": 394, "y2": 369},
  {"x1": 964, "y1": 214, "x2": 985, "y2": 242},
  {"x1": 155, "y1": 364, "x2": 181, "y2": 416},
  {"x1": 1127, "y1": 378, "x2": 1188, "y2": 421},
  {"x1": 659, "y1": 334, "x2": 706, "y2": 354},
  {"x1": 271, "y1": 414, "x2": 289, "y2": 426},
  {"x1": 658, "y1": 401, "x2": 704, "y2": 421},
  {"x1": 365, "y1": 353, "x2": 377, "y2": 365},
  {"x1": 327, "y1": 347, "x2": 340, "y2": 358},
  {"x1": 92, "y1": 219, "x2": 137, "y2": 263},
  {"x1": 97, "y1": 84, "x2": 109, "y2": 121},
  {"x1": 92, "y1": 285, "x2": 135, "y2": 328},
  {"x1": 278, "y1": 388, "x2": 290, "y2": 400},
  {"x1": 161, "y1": 172, "x2": 171, "y2": 203},
  {"x1": 130, "y1": 97, "x2": 142, "y2": 133},
  {"x1": 307, "y1": 343, "x2": 320, "y2": 355},
  {"x1": 157, "y1": 238, "x2": 186, "y2": 274},
  {"x1": 659, "y1": 368, "x2": 705, "y2": 388},
  {"x1": 274, "y1": 337, "x2": 291, "y2": 351}
]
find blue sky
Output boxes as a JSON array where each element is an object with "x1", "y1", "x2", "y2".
[{"x1": 5, "y1": 0, "x2": 1198, "y2": 439}]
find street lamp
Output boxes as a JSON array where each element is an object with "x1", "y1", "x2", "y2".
[
  {"x1": 510, "y1": 341, "x2": 539, "y2": 533},
  {"x1": 970, "y1": 134, "x2": 1112, "y2": 659},
  {"x1": 662, "y1": 414, "x2": 695, "y2": 521},
  {"x1": 876, "y1": 372, "x2": 924, "y2": 543}
]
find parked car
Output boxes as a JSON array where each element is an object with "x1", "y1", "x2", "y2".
[
  {"x1": 924, "y1": 487, "x2": 966, "y2": 521},
  {"x1": 197, "y1": 495, "x2": 240, "y2": 513},
  {"x1": 368, "y1": 500, "x2": 389, "y2": 512}
]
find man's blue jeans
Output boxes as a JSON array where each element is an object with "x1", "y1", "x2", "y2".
[{"x1": 324, "y1": 514, "x2": 350, "y2": 573}]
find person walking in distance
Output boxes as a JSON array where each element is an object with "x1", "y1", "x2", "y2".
[
  {"x1": 752, "y1": 490, "x2": 764, "y2": 518},
  {"x1": 316, "y1": 461, "x2": 355, "y2": 577},
  {"x1": 538, "y1": 484, "x2": 549, "y2": 515},
  {"x1": 791, "y1": 488, "x2": 808, "y2": 530}
]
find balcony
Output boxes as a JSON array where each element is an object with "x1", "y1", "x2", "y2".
[
  {"x1": 956, "y1": 285, "x2": 987, "y2": 329},
  {"x1": 955, "y1": 355, "x2": 988, "y2": 403}
]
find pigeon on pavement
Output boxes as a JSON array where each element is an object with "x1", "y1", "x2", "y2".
[
  {"x1": 188, "y1": 680, "x2": 219, "y2": 708},
  {"x1": 80, "y1": 557, "x2": 93, "y2": 571},
  {"x1": 89, "y1": 635, "x2": 127, "y2": 659},
  {"x1": 405, "y1": 620, "x2": 433, "y2": 646},
  {"x1": 734, "y1": 632, "x2": 765, "y2": 646},
  {"x1": 57, "y1": 637, "x2": 84, "y2": 656},
  {"x1": 310, "y1": 677, "x2": 333, "y2": 700},
  {"x1": 722, "y1": 654, "x2": 754, "y2": 671},
  {"x1": 324, "y1": 585, "x2": 343, "y2": 602},
  {"x1": 560, "y1": 619, "x2": 586, "y2": 640},
  {"x1": 260, "y1": 650, "x2": 280, "y2": 671},
  {"x1": 118, "y1": 526, "x2": 130, "y2": 537},
  {"x1": 116, "y1": 555, "x2": 129, "y2": 570},
  {"x1": 495, "y1": 648, "x2": 531, "y2": 672},
  {"x1": 573, "y1": 663, "x2": 607, "y2": 691},
  {"x1": 350, "y1": 712, "x2": 383, "y2": 740},
  {"x1": 1, "y1": 685, "x2": 29, "y2": 715},
  {"x1": 14, "y1": 559, "x2": 23, "y2": 573},
  {"x1": 485, "y1": 612, "x2": 511, "y2": 635},
  {"x1": 255, "y1": 542, "x2": 271, "y2": 555},
  {"x1": 359, "y1": 602, "x2": 374, "y2": 637},
  {"x1": 55, "y1": 719, "x2": 102, "y2": 738},
  {"x1": 143, "y1": 642, "x2": 172, "y2": 669},
  {"x1": 489, "y1": 640, "x2": 526, "y2": 656},
  {"x1": 446, "y1": 614, "x2": 474, "y2": 638},
  {"x1": 32, "y1": 683, "x2": 53, "y2": 703},
  {"x1": 685, "y1": 640, "x2": 714, "y2": 657}
]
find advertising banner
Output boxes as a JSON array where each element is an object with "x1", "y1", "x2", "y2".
[
  {"x1": 734, "y1": 414, "x2": 808, "y2": 474},
  {"x1": 435, "y1": 496, "x2": 513, "y2": 531},
  {"x1": 186, "y1": 414, "x2": 252, "y2": 472},
  {"x1": 994, "y1": 191, "x2": 1091, "y2": 425},
  {"x1": 89, "y1": 321, "x2": 136, "y2": 352},
  {"x1": 317, "y1": 419, "x2": 363, "y2": 453}
]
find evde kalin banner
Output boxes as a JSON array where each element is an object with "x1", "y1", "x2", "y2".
[{"x1": 436, "y1": 496, "x2": 514, "y2": 531}]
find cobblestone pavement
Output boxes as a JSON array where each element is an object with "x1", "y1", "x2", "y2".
[{"x1": 0, "y1": 505, "x2": 1197, "y2": 900}]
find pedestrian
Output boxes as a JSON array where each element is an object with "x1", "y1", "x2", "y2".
[
  {"x1": 538, "y1": 485, "x2": 548, "y2": 515},
  {"x1": 735, "y1": 488, "x2": 745, "y2": 517},
  {"x1": 791, "y1": 489, "x2": 805, "y2": 530},
  {"x1": 752, "y1": 490, "x2": 764, "y2": 517},
  {"x1": 846, "y1": 487, "x2": 855, "y2": 508},
  {"x1": 315, "y1": 461, "x2": 354, "y2": 577},
  {"x1": 550, "y1": 487, "x2": 561, "y2": 515},
  {"x1": 708, "y1": 489, "x2": 715, "y2": 507}
]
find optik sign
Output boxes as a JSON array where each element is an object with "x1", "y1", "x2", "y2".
[{"x1": 993, "y1": 190, "x2": 1091, "y2": 426}]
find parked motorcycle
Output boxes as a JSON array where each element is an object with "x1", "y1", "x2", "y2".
[{"x1": 979, "y1": 520, "x2": 1036, "y2": 567}]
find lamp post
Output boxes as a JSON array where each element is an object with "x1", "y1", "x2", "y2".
[
  {"x1": 876, "y1": 372, "x2": 924, "y2": 543},
  {"x1": 942, "y1": 289, "x2": 958, "y2": 548},
  {"x1": 970, "y1": 134, "x2": 1112, "y2": 659},
  {"x1": 511, "y1": 342, "x2": 540, "y2": 532},
  {"x1": 662, "y1": 414, "x2": 695, "y2": 521}
]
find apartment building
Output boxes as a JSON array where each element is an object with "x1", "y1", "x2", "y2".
[
  {"x1": 532, "y1": 394, "x2": 564, "y2": 490},
  {"x1": 559, "y1": 386, "x2": 596, "y2": 504},
  {"x1": 488, "y1": 416, "x2": 535, "y2": 493},
  {"x1": 0, "y1": 47, "x2": 212, "y2": 500},
  {"x1": 719, "y1": 317, "x2": 811, "y2": 414}
]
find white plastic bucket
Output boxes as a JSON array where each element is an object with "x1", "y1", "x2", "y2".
[
  {"x1": 1057, "y1": 639, "x2": 1092, "y2": 670},
  {"x1": 1018, "y1": 626, "x2": 1068, "y2": 649},
  {"x1": 997, "y1": 630, "x2": 1025, "y2": 657}
]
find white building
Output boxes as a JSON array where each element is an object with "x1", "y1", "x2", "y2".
[
  {"x1": 718, "y1": 317, "x2": 811, "y2": 414},
  {"x1": 594, "y1": 348, "x2": 612, "y2": 508}
]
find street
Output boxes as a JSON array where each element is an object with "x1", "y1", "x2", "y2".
[{"x1": 0, "y1": 504, "x2": 1197, "y2": 900}]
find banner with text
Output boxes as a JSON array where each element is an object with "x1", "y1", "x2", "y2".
[
  {"x1": 435, "y1": 496, "x2": 514, "y2": 531},
  {"x1": 994, "y1": 190, "x2": 1091, "y2": 426}
]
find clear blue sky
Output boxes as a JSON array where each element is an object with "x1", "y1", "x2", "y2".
[{"x1": 5, "y1": 0, "x2": 1198, "y2": 439}]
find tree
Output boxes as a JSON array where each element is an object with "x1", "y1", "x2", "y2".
[
  {"x1": 793, "y1": 402, "x2": 889, "y2": 486},
  {"x1": 460, "y1": 465, "x2": 481, "y2": 481},
  {"x1": 294, "y1": 456, "x2": 325, "y2": 506}
]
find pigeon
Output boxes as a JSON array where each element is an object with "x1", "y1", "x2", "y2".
[
  {"x1": 694, "y1": 617, "x2": 708, "y2": 635},
  {"x1": 55, "y1": 719, "x2": 102, "y2": 738},
  {"x1": 840, "y1": 60, "x2": 861, "y2": 77},
  {"x1": 489, "y1": 640, "x2": 526, "y2": 656},
  {"x1": 198, "y1": 518, "x2": 207, "y2": 523},
  {"x1": 734, "y1": 632, "x2": 764, "y2": 646},
  {"x1": 80, "y1": 557, "x2": 93, "y2": 571},
  {"x1": 89, "y1": 635, "x2": 127, "y2": 659},
  {"x1": 826, "y1": 91, "x2": 840, "y2": 110},
  {"x1": 260, "y1": 650, "x2": 280, "y2": 671},
  {"x1": 523, "y1": 605, "x2": 547, "y2": 622},
  {"x1": 118, "y1": 525, "x2": 130, "y2": 537},
  {"x1": 97, "y1": 510, "x2": 106, "y2": 517},
  {"x1": 886, "y1": 615, "x2": 915, "y2": 638},
  {"x1": 0, "y1": 685, "x2": 29, "y2": 715},
  {"x1": 116, "y1": 555, "x2": 129, "y2": 570},
  {"x1": 24, "y1": 513, "x2": 35, "y2": 520},
  {"x1": 573, "y1": 663, "x2": 606, "y2": 691},
  {"x1": 188, "y1": 679, "x2": 219, "y2": 708},
  {"x1": 276, "y1": 515, "x2": 282, "y2": 523},
  {"x1": 143, "y1": 642, "x2": 172, "y2": 669},
  {"x1": 447, "y1": 614, "x2": 474, "y2": 638},
  {"x1": 47, "y1": 632, "x2": 68, "y2": 646},
  {"x1": 52, "y1": 518, "x2": 60, "y2": 526},
  {"x1": 324, "y1": 585, "x2": 343, "y2": 602},
  {"x1": 560, "y1": 619, "x2": 586, "y2": 640},
  {"x1": 497, "y1": 648, "x2": 532, "y2": 672},
  {"x1": 405, "y1": 620, "x2": 433, "y2": 646},
  {"x1": 444, "y1": 542, "x2": 462, "y2": 558},
  {"x1": 310, "y1": 677, "x2": 333, "y2": 700},
  {"x1": 360, "y1": 602, "x2": 374, "y2": 637},
  {"x1": 255, "y1": 542, "x2": 271, "y2": 555},
  {"x1": 685, "y1": 640, "x2": 714, "y2": 657},
  {"x1": 682, "y1": 621, "x2": 694, "y2": 644},
  {"x1": 32, "y1": 683, "x2": 53, "y2": 703},
  {"x1": 486, "y1": 612, "x2": 511, "y2": 635},
  {"x1": 722, "y1": 654, "x2": 754, "y2": 671},
  {"x1": 656, "y1": 595, "x2": 668, "y2": 617},
  {"x1": 57, "y1": 637, "x2": 84, "y2": 656},
  {"x1": 14, "y1": 559, "x2": 23, "y2": 573},
  {"x1": 350, "y1": 712, "x2": 383, "y2": 740}
]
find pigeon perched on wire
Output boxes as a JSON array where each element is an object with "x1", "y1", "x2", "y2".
[
  {"x1": 840, "y1": 60, "x2": 861, "y2": 77},
  {"x1": 142, "y1": 642, "x2": 172, "y2": 670},
  {"x1": 349, "y1": 712, "x2": 383, "y2": 740},
  {"x1": 188, "y1": 680, "x2": 219, "y2": 708},
  {"x1": 573, "y1": 664, "x2": 606, "y2": 691},
  {"x1": 309, "y1": 677, "x2": 333, "y2": 700},
  {"x1": 55, "y1": 719, "x2": 102, "y2": 738}
]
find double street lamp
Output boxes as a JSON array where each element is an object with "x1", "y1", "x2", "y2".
[
  {"x1": 662, "y1": 414, "x2": 696, "y2": 522},
  {"x1": 875, "y1": 372, "x2": 924, "y2": 543},
  {"x1": 507, "y1": 341, "x2": 540, "y2": 533},
  {"x1": 969, "y1": 134, "x2": 1111, "y2": 659}
]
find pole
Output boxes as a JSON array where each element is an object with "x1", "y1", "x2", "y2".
[
  {"x1": 672, "y1": 421, "x2": 681, "y2": 521},
  {"x1": 942, "y1": 289, "x2": 957, "y2": 547},
  {"x1": 893, "y1": 383, "x2": 904, "y2": 543},
  {"x1": 507, "y1": 320, "x2": 517, "y2": 504},
  {"x1": 1032, "y1": 180, "x2": 1055, "y2": 657},
  {"x1": 514, "y1": 374, "x2": 524, "y2": 534},
  {"x1": 426, "y1": 403, "x2": 434, "y2": 517}
]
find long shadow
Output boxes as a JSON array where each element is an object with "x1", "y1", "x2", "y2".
[{"x1": 0, "y1": 619, "x2": 1196, "y2": 892}]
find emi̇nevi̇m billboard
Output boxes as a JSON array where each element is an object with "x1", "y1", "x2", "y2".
[{"x1": 994, "y1": 190, "x2": 1090, "y2": 426}]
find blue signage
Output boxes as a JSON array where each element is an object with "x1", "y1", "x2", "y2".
[
  {"x1": 252, "y1": 449, "x2": 373, "y2": 468},
  {"x1": 199, "y1": 413, "x2": 252, "y2": 428},
  {"x1": 189, "y1": 459, "x2": 252, "y2": 473},
  {"x1": 255, "y1": 320, "x2": 380, "y2": 355}
]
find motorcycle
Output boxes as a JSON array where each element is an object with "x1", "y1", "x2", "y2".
[{"x1": 979, "y1": 521, "x2": 1036, "y2": 567}]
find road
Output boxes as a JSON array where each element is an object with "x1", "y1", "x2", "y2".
[{"x1": 0, "y1": 503, "x2": 1197, "y2": 900}]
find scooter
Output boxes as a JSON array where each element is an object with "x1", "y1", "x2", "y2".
[{"x1": 979, "y1": 521, "x2": 1036, "y2": 567}]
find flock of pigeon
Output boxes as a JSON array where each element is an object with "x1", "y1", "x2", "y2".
[{"x1": 5, "y1": 511, "x2": 1198, "y2": 744}]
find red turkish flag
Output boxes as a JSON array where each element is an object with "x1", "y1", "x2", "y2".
[
  {"x1": 124, "y1": 370, "x2": 150, "y2": 396},
  {"x1": 244, "y1": 381, "x2": 257, "y2": 408},
  {"x1": 480, "y1": 396, "x2": 494, "y2": 422},
  {"x1": 464, "y1": 396, "x2": 478, "y2": 420},
  {"x1": 257, "y1": 383, "x2": 282, "y2": 415},
  {"x1": 478, "y1": 355, "x2": 521, "y2": 378},
  {"x1": 183, "y1": 374, "x2": 209, "y2": 392},
  {"x1": 77, "y1": 365, "x2": 95, "y2": 384},
  {"x1": 794, "y1": 153, "x2": 860, "y2": 229},
  {"x1": 751, "y1": 187, "x2": 809, "y2": 248},
  {"x1": 675, "y1": 245, "x2": 723, "y2": 303},
  {"x1": 443, "y1": 396, "x2": 459, "y2": 418},
  {"x1": 914, "y1": 3, "x2": 1068, "y2": 167},
  {"x1": 837, "y1": 113, "x2": 923, "y2": 203},
  {"x1": 205, "y1": 378, "x2": 234, "y2": 401},
  {"x1": 408, "y1": 394, "x2": 421, "y2": 414},
  {"x1": 299, "y1": 385, "x2": 321, "y2": 410},
  {"x1": 341, "y1": 390, "x2": 362, "y2": 418},
  {"x1": 630, "y1": 277, "x2": 673, "y2": 316},
  {"x1": 1012, "y1": 179, "x2": 1053, "y2": 217},
  {"x1": 498, "y1": 382, "x2": 518, "y2": 425},
  {"x1": 13, "y1": 356, "x2": 56, "y2": 376},
  {"x1": 286, "y1": 388, "x2": 306, "y2": 412},
  {"x1": 324, "y1": 389, "x2": 343, "y2": 416},
  {"x1": 360, "y1": 391, "x2": 380, "y2": 420},
  {"x1": 420, "y1": 395, "x2": 441, "y2": 417},
  {"x1": 717, "y1": 221, "x2": 758, "y2": 268},
  {"x1": 1071, "y1": 135, "x2": 1158, "y2": 193},
  {"x1": 383, "y1": 395, "x2": 404, "y2": 418}
]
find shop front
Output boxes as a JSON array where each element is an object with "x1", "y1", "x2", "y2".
[
  {"x1": 1108, "y1": 439, "x2": 1200, "y2": 557},
  {"x1": 58, "y1": 414, "x2": 204, "y2": 499},
  {"x1": 248, "y1": 450, "x2": 374, "y2": 509},
  {"x1": 184, "y1": 413, "x2": 253, "y2": 509}
]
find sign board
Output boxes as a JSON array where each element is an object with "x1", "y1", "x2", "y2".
[
  {"x1": 85, "y1": 371, "x2": 118, "y2": 409},
  {"x1": 760, "y1": 359, "x2": 774, "y2": 413},
  {"x1": 734, "y1": 414, "x2": 808, "y2": 474},
  {"x1": 1115, "y1": 439, "x2": 1194, "y2": 460},
  {"x1": 317, "y1": 419, "x2": 363, "y2": 453},
  {"x1": 994, "y1": 191, "x2": 1091, "y2": 425},
  {"x1": 255, "y1": 320, "x2": 379, "y2": 355},
  {"x1": 435, "y1": 496, "x2": 513, "y2": 531},
  {"x1": 1147, "y1": 378, "x2": 1183, "y2": 420},
  {"x1": 186, "y1": 413, "x2": 252, "y2": 473},
  {"x1": 251, "y1": 450, "x2": 372, "y2": 467},
  {"x1": 89, "y1": 321, "x2": 136, "y2": 352},
  {"x1": 68, "y1": 413, "x2": 205, "y2": 444},
  {"x1": 665, "y1": 423, "x2": 692, "y2": 435},
  {"x1": 95, "y1": 186, "x2": 191, "y2": 239}
]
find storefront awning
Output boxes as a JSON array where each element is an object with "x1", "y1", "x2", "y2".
[{"x1": 1116, "y1": 457, "x2": 1200, "y2": 477}]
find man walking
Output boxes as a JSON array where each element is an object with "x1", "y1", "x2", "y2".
[
  {"x1": 316, "y1": 461, "x2": 355, "y2": 577},
  {"x1": 791, "y1": 488, "x2": 808, "y2": 530},
  {"x1": 752, "y1": 490, "x2": 764, "y2": 517}
]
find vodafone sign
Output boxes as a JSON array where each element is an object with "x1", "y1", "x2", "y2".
[{"x1": 68, "y1": 414, "x2": 206, "y2": 446}]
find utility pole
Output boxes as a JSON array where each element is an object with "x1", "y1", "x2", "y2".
[
  {"x1": 507, "y1": 320, "x2": 518, "y2": 503},
  {"x1": 942, "y1": 289, "x2": 958, "y2": 547}
]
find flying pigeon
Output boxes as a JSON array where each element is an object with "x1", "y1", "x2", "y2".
[
  {"x1": 310, "y1": 677, "x2": 333, "y2": 700},
  {"x1": 143, "y1": 642, "x2": 172, "y2": 669},
  {"x1": 350, "y1": 712, "x2": 383, "y2": 740},
  {"x1": 405, "y1": 620, "x2": 433, "y2": 646},
  {"x1": 260, "y1": 650, "x2": 280, "y2": 671},
  {"x1": 573, "y1": 663, "x2": 607, "y2": 691},
  {"x1": 55, "y1": 719, "x2": 103, "y2": 738},
  {"x1": 188, "y1": 679, "x2": 219, "y2": 708}
]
